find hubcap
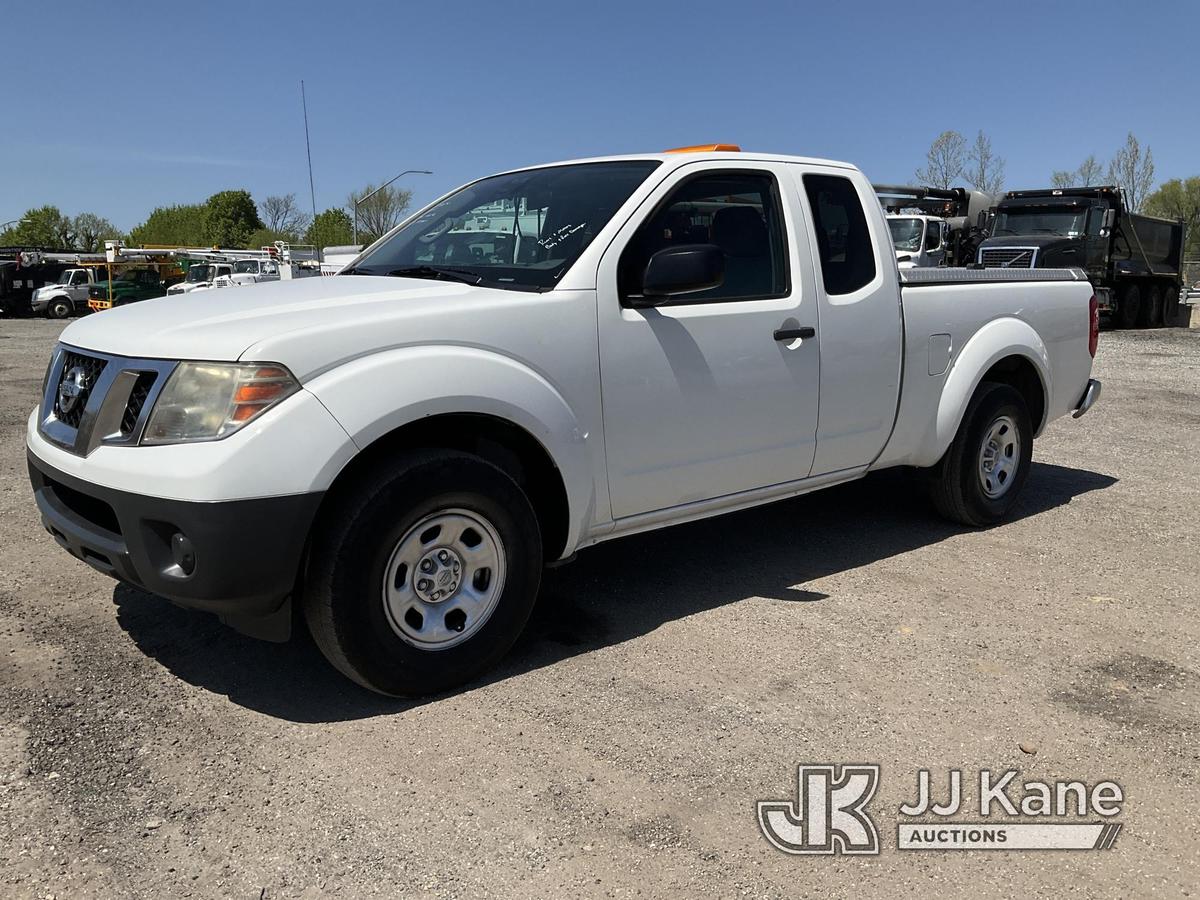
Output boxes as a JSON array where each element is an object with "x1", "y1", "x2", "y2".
[
  {"x1": 381, "y1": 508, "x2": 506, "y2": 650},
  {"x1": 978, "y1": 415, "x2": 1021, "y2": 499}
]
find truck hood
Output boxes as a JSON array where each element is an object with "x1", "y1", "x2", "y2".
[
  {"x1": 59, "y1": 275, "x2": 532, "y2": 378},
  {"x1": 977, "y1": 233, "x2": 1084, "y2": 268}
]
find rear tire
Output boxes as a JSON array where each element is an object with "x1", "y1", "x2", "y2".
[
  {"x1": 303, "y1": 450, "x2": 543, "y2": 696},
  {"x1": 1116, "y1": 284, "x2": 1140, "y2": 329},
  {"x1": 928, "y1": 382, "x2": 1033, "y2": 527},
  {"x1": 1142, "y1": 285, "x2": 1164, "y2": 328},
  {"x1": 48, "y1": 298, "x2": 72, "y2": 319},
  {"x1": 1161, "y1": 284, "x2": 1179, "y2": 326}
]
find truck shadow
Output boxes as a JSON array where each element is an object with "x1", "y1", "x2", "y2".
[{"x1": 111, "y1": 461, "x2": 1116, "y2": 723}]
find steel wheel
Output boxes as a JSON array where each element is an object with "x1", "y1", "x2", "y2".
[
  {"x1": 381, "y1": 508, "x2": 506, "y2": 650},
  {"x1": 978, "y1": 415, "x2": 1021, "y2": 499}
]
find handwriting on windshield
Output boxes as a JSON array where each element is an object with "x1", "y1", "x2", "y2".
[{"x1": 538, "y1": 223, "x2": 585, "y2": 250}]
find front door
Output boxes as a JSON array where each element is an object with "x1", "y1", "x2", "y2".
[{"x1": 596, "y1": 162, "x2": 821, "y2": 520}]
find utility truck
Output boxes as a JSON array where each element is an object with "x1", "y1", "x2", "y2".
[
  {"x1": 31, "y1": 266, "x2": 106, "y2": 318},
  {"x1": 977, "y1": 186, "x2": 1185, "y2": 328},
  {"x1": 27, "y1": 147, "x2": 1101, "y2": 696},
  {"x1": 876, "y1": 184, "x2": 995, "y2": 267},
  {"x1": 167, "y1": 262, "x2": 234, "y2": 295}
]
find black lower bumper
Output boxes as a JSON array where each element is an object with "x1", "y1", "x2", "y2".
[{"x1": 28, "y1": 451, "x2": 323, "y2": 640}]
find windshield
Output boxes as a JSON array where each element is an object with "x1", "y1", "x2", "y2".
[
  {"x1": 992, "y1": 207, "x2": 1086, "y2": 237},
  {"x1": 56, "y1": 270, "x2": 75, "y2": 285},
  {"x1": 185, "y1": 264, "x2": 214, "y2": 282},
  {"x1": 233, "y1": 260, "x2": 258, "y2": 274},
  {"x1": 350, "y1": 160, "x2": 661, "y2": 290},
  {"x1": 888, "y1": 218, "x2": 924, "y2": 252}
]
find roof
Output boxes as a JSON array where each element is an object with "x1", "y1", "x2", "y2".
[{"x1": 490, "y1": 150, "x2": 859, "y2": 179}]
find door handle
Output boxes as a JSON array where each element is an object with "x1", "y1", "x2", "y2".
[{"x1": 773, "y1": 326, "x2": 815, "y2": 341}]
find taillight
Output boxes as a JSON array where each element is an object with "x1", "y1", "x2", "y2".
[{"x1": 1088, "y1": 295, "x2": 1099, "y2": 358}]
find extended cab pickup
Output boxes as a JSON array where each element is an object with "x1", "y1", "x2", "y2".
[{"x1": 26, "y1": 148, "x2": 1102, "y2": 696}]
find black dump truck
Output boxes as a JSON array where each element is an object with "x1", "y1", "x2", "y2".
[
  {"x1": 0, "y1": 248, "x2": 71, "y2": 317},
  {"x1": 976, "y1": 186, "x2": 1185, "y2": 328}
]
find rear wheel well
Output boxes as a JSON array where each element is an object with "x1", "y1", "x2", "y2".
[
  {"x1": 979, "y1": 356, "x2": 1045, "y2": 433},
  {"x1": 320, "y1": 414, "x2": 570, "y2": 561}
]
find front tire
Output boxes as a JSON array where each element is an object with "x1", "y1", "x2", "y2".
[
  {"x1": 928, "y1": 382, "x2": 1033, "y2": 527},
  {"x1": 303, "y1": 451, "x2": 543, "y2": 696},
  {"x1": 48, "y1": 298, "x2": 72, "y2": 319}
]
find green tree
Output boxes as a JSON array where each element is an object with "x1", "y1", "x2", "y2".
[
  {"x1": 72, "y1": 212, "x2": 123, "y2": 252},
  {"x1": 203, "y1": 190, "x2": 263, "y2": 248},
  {"x1": 128, "y1": 204, "x2": 208, "y2": 247},
  {"x1": 1144, "y1": 177, "x2": 1200, "y2": 256},
  {"x1": 0, "y1": 205, "x2": 74, "y2": 248},
  {"x1": 305, "y1": 208, "x2": 354, "y2": 249}
]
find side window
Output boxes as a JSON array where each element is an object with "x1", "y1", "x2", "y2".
[
  {"x1": 619, "y1": 170, "x2": 788, "y2": 304},
  {"x1": 803, "y1": 174, "x2": 877, "y2": 295},
  {"x1": 72, "y1": 271, "x2": 88, "y2": 285}
]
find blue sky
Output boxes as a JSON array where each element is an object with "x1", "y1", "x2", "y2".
[{"x1": 4, "y1": 0, "x2": 1196, "y2": 230}]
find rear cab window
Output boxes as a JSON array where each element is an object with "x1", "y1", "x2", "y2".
[{"x1": 803, "y1": 174, "x2": 877, "y2": 295}]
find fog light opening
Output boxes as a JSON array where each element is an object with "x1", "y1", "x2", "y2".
[{"x1": 171, "y1": 532, "x2": 196, "y2": 576}]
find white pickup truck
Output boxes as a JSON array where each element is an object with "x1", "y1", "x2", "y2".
[{"x1": 26, "y1": 147, "x2": 1101, "y2": 696}]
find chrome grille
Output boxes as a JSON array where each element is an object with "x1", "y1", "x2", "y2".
[
  {"x1": 53, "y1": 352, "x2": 107, "y2": 428},
  {"x1": 980, "y1": 247, "x2": 1037, "y2": 268},
  {"x1": 39, "y1": 345, "x2": 177, "y2": 456},
  {"x1": 120, "y1": 372, "x2": 158, "y2": 436}
]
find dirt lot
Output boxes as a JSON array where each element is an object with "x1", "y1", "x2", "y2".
[{"x1": 1, "y1": 317, "x2": 1197, "y2": 898}]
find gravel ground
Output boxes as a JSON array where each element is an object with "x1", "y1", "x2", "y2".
[{"x1": 1, "y1": 317, "x2": 1197, "y2": 899}]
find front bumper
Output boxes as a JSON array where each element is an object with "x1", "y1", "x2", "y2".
[
  {"x1": 28, "y1": 451, "x2": 323, "y2": 640},
  {"x1": 1073, "y1": 379, "x2": 1102, "y2": 418}
]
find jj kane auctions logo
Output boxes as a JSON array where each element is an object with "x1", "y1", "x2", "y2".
[{"x1": 758, "y1": 765, "x2": 1124, "y2": 854}]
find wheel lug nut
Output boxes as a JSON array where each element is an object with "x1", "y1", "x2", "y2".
[
  {"x1": 420, "y1": 559, "x2": 435, "y2": 573},
  {"x1": 438, "y1": 550, "x2": 450, "y2": 563},
  {"x1": 417, "y1": 578, "x2": 431, "y2": 591}
]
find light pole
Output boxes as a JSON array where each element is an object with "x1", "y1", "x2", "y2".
[{"x1": 353, "y1": 169, "x2": 432, "y2": 246}]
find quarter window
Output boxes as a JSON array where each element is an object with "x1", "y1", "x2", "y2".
[
  {"x1": 619, "y1": 171, "x2": 788, "y2": 304},
  {"x1": 803, "y1": 174, "x2": 877, "y2": 295}
]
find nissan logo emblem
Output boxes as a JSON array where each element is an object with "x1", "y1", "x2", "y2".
[{"x1": 57, "y1": 366, "x2": 90, "y2": 415}]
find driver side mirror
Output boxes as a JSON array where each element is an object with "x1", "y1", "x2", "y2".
[{"x1": 630, "y1": 244, "x2": 724, "y2": 308}]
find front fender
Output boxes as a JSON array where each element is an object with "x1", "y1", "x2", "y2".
[
  {"x1": 923, "y1": 317, "x2": 1051, "y2": 467},
  {"x1": 304, "y1": 345, "x2": 596, "y2": 556}
]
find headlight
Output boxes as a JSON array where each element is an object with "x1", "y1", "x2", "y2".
[{"x1": 142, "y1": 362, "x2": 299, "y2": 444}]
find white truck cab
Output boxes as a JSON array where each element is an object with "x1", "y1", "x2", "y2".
[
  {"x1": 213, "y1": 258, "x2": 281, "y2": 288},
  {"x1": 166, "y1": 262, "x2": 234, "y2": 295},
  {"x1": 27, "y1": 146, "x2": 1100, "y2": 696},
  {"x1": 887, "y1": 214, "x2": 949, "y2": 268},
  {"x1": 31, "y1": 267, "x2": 101, "y2": 318}
]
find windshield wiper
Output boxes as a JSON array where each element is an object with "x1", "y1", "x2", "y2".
[{"x1": 386, "y1": 266, "x2": 484, "y2": 286}]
